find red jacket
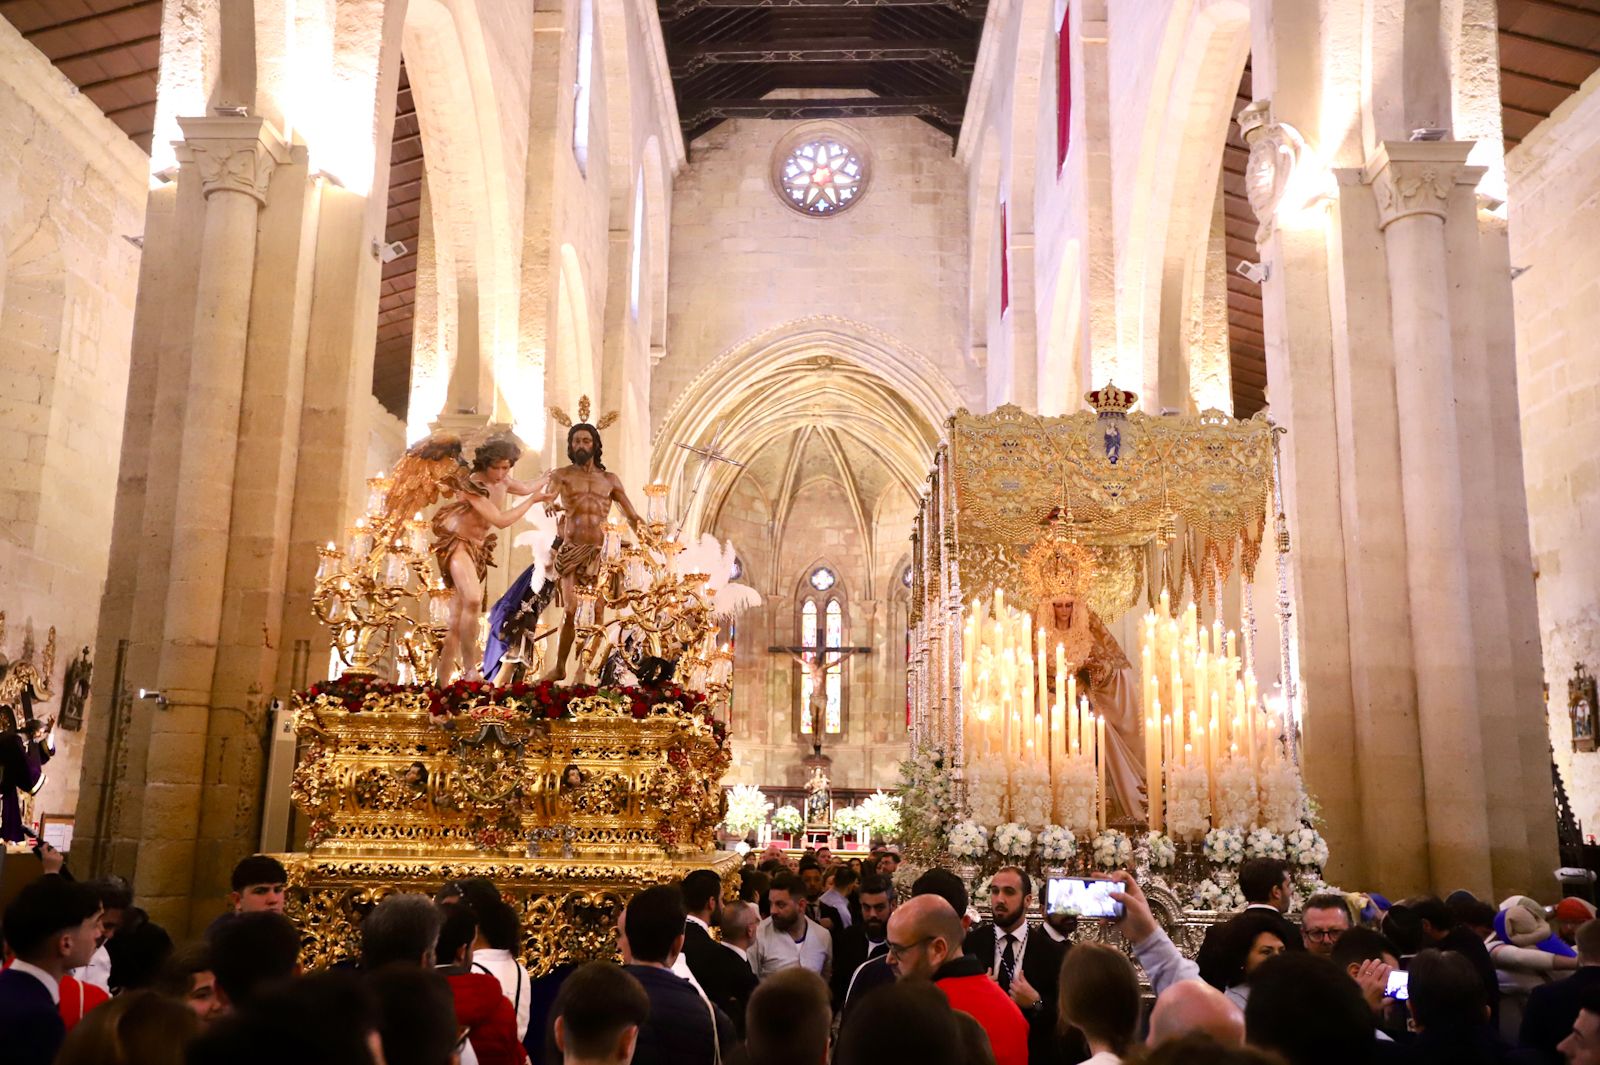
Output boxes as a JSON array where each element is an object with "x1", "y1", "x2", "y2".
[
  {"x1": 58, "y1": 973, "x2": 109, "y2": 1031},
  {"x1": 445, "y1": 969, "x2": 527, "y2": 1065},
  {"x1": 934, "y1": 956, "x2": 1031, "y2": 1065}
]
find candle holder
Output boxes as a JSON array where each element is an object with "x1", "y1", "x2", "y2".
[{"x1": 644, "y1": 482, "x2": 669, "y2": 524}]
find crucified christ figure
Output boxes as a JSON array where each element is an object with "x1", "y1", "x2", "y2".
[{"x1": 771, "y1": 643, "x2": 870, "y2": 750}]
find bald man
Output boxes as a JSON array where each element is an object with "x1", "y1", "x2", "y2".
[
  {"x1": 886, "y1": 896, "x2": 1029, "y2": 1065},
  {"x1": 1147, "y1": 979, "x2": 1246, "y2": 1046}
]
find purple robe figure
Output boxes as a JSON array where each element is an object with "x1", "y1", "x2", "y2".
[{"x1": 0, "y1": 721, "x2": 54, "y2": 842}]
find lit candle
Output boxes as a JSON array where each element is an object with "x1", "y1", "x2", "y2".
[
  {"x1": 1097, "y1": 714, "x2": 1108, "y2": 830},
  {"x1": 1068, "y1": 674, "x2": 1079, "y2": 753},
  {"x1": 1149, "y1": 694, "x2": 1164, "y2": 831}
]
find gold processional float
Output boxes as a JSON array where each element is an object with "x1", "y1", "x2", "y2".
[
  {"x1": 898, "y1": 385, "x2": 1330, "y2": 953},
  {"x1": 280, "y1": 413, "x2": 742, "y2": 973}
]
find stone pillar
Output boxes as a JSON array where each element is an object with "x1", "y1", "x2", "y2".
[
  {"x1": 138, "y1": 117, "x2": 287, "y2": 921},
  {"x1": 1366, "y1": 140, "x2": 1494, "y2": 892}
]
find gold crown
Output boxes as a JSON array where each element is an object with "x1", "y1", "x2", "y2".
[
  {"x1": 1084, "y1": 382, "x2": 1137, "y2": 416},
  {"x1": 548, "y1": 394, "x2": 618, "y2": 430}
]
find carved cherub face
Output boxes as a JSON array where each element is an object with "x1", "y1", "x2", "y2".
[{"x1": 562, "y1": 764, "x2": 584, "y2": 789}]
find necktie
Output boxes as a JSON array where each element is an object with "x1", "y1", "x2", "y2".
[{"x1": 998, "y1": 933, "x2": 1017, "y2": 994}]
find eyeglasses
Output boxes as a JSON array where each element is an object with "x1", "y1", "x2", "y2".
[
  {"x1": 886, "y1": 936, "x2": 934, "y2": 959},
  {"x1": 1304, "y1": 928, "x2": 1343, "y2": 941}
]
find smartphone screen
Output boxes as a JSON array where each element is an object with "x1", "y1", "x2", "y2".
[
  {"x1": 1044, "y1": 876, "x2": 1125, "y2": 919},
  {"x1": 1384, "y1": 969, "x2": 1410, "y2": 1000}
]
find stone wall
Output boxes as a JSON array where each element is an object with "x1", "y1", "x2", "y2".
[
  {"x1": 0, "y1": 18, "x2": 146, "y2": 824},
  {"x1": 1509, "y1": 68, "x2": 1600, "y2": 831},
  {"x1": 656, "y1": 111, "x2": 979, "y2": 420}
]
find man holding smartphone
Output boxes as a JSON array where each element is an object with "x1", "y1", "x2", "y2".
[{"x1": 964, "y1": 866, "x2": 1086, "y2": 1064}]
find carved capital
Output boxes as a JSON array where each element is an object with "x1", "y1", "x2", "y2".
[
  {"x1": 1364, "y1": 141, "x2": 1481, "y2": 231},
  {"x1": 175, "y1": 116, "x2": 289, "y2": 206}
]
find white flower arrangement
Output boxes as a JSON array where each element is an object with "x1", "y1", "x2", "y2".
[
  {"x1": 1144, "y1": 831, "x2": 1177, "y2": 869},
  {"x1": 722, "y1": 784, "x2": 772, "y2": 836},
  {"x1": 1258, "y1": 760, "x2": 1306, "y2": 833},
  {"x1": 948, "y1": 820, "x2": 990, "y2": 860},
  {"x1": 1010, "y1": 763, "x2": 1053, "y2": 830},
  {"x1": 1194, "y1": 878, "x2": 1247, "y2": 911},
  {"x1": 972, "y1": 873, "x2": 995, "y2": 902},
  {"x1": 993, "y1": 822, "x2": 1034, "y2": 858},
  {"x1": 896, "y1": 745, "x2": 958, "y2": 850},
  {"x1": 1054, "y1": 762, "x2": 1098, "y2": 836},
  {"x1": 832, "y1": 804, "x2": 865, "y2": 836},
  {"x1": 1214, "y1": 759, "x2": 1258, "y2": 830},
  {"x1": 1218, "y1": 882, "x2": 1246, "y2": 911},
  {"x1": 1202, "y1": 827, "x2": 1245, "y2": 865},
  {"x1": 772, "y1": 805, "x2": 804, "y2": 835},
  {"x1": 1038, "y1": 824, "x2": 1077, "y2": 863},
  {"x1": 1166, "y1": 762, "x2": 1211, "y2": 842},
  {"x1": 966, "y1": 766, "x2": 1007, "y2": 828},
  {"x1": 860, "y1": 791, "x2": 902, "y2": 839},
  {"x1": 1285, "y1": 824, "x2": 1329, "y2": 868},
  {"x1": 1244, "y1": 826, "x2": 1287, "y2": 860},
  {"x1": 1091, "y1": 828, "x2": 1133, "y2": 869}
]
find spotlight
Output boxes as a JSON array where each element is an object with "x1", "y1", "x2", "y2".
[
  {"x1": 373, "y1": 239, "x2": 409, "y2": 263},
  {"x1": 1235, "y1": 260, "x2": 1269, "y2": 285}
]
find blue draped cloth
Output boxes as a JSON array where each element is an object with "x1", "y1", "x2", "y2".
[{"x1": 483, "y1": 563, "x2": 540, "y2": 680}]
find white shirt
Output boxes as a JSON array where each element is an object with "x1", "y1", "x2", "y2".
[
  {"x1": 819, "y1": 889, "x2": 853, "y2": 927},
  {"x1": 70, "y1": 944, "x2": 111, "y2": 993},
  {"x1": 750, "y1": 916, "x2": 832, "y2": 980},
  {"x1": 470, "y1": 948, "x2": 533, "y2": 1040},
  {"x1": 9, "y1": 960, "x2": 60, "y2": 1004},
  {"x1": 990, "y1": 921, "x2": 1030, "y2": 979},
  {"x1": 687, "y1": 914, "x2": 712, "y2": 935},
  {"x1": 722, "y1": 941, "x2": 749, "y2": 963}
]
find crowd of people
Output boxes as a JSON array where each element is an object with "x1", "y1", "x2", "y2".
[{"x1": 5, "y1": 843, "x2": 1600, "y2": 1065}]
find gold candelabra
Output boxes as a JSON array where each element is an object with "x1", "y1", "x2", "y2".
[
  {"x1": 571, "y1": 492, "x2": 735, "y2": 703},
  {"x1": 312, "y1": 475, "x2": 448, "y2": 678}
]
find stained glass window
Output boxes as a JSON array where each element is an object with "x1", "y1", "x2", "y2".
[
  {"x1": 779, "y1": 139, "x2": 865, "y2": 216},
  {"x1": 800, "y1": 599, "x2": 818, "y2": 734},
  {"x1": 824, "y1": 599, "x2": 843, "y2": 734},
  {"x1": 809, "y1": 567, "x2": 837, "y2": 591}
]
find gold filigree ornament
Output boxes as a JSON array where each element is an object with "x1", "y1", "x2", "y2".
[
  {"x1": 1021, "y1": 507, "x2": 1096, "y2": 603},
  {"x1": 548, "y1": 394, "x2": 619, "y2": 431}
]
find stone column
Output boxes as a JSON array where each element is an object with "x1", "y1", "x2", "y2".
[
  {"x1": 1366, "y1": 140, "x2": 1495, "y2": 893},
  {"x1": 140, "y1": 116, "x2": 287, "y2": 921}
]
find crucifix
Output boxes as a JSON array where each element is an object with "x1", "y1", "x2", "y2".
[
  {"x1": 768, "y1": 641, "x2": 872, "y2": 756},
  {"x1": 674, "y1": 427, "x2": 746, "y2": 534}
]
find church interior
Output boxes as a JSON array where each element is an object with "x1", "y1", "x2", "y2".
[{"x1": 1, "y1": 0, "x2": 1600, "y2": 950}]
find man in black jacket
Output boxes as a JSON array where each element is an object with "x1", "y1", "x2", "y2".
[
  {"x1": 620, "y1": 884, "x2": 735, "y2": 1065},
  {"x1": 831, "y1": 874, "x2": 893, "y2": 1010},
  {"x1": 1523, "y1": 918, "x2": 1600, "y2": 1064},
  {"x1": 964, "y1": 866, "x2": 1087, "y2": 1065},
  {"x1": 680, "y1": 869, "x2": 759, "y2": 1036},
  {"x1": 1196, "y1": 858, "x2": 1305, "y2": 989}
]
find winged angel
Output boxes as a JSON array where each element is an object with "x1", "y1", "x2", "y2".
[{"x1": 382, "y1": 427, "x2": 555, "y2": 683}]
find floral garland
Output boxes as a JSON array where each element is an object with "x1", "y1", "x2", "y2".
[
  {"x1": 1258, "y1": 760, "x2": 1305, "y2": 833},
  {"x1": 1009, "y1": 763, "x2": 1052, "y2": 831},
  {"x1": 1214, "y1": 759, "x2": 1258, "y2": 830},
  {"x1": 1038, "y1": 824, "x2": 1077, "y2": 863},
  {"x1": 966, "y1": 766, "x2": 1007, "y2": 828},
  {"x1": 1053, "y1": 764, "x2": 1098, "y2": 837},
  {"x1": 993, "y1": 822, "x2": 1034, "y2": 858},
  {"x1": 1193, "y1": 877, "x2": 1246, "y2": 912},
  {"x1": 304, "y1": 675, "x2": 723, "y2": 738},
  {"x1": 1166, "y1": 762, "x2": 1211, "y2": 842}
]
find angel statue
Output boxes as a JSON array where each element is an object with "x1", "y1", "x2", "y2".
[
  {"x1": 483, "y1": 398, "x2": 644, "y2": 685},
  {"x1": 384, "y1": 429, "x2": 555, "y2": 684}
]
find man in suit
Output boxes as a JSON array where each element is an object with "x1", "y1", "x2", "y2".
[
  {"x1": 798, "y1": 861, "x2": 846, "y2": 932},
  {"x1": 1196, "y1": 857, "x2": 1304, "y2": 989},
  {"x1": 964, "y1": 865, "x2": 1087, "y2": 1065},
  {"x1": 1523, "y1": 917, "x2": 1600, "y2": 1064},
  {"x1": 680, "y1": 868, "x2": 759, "y2": 1036},
  {"x1": 0, "y1": 874, "x2": 103, "y2": 1065},
  {"x1": 619, "y1": 884, "x2": 735, "y2": 1065},
  {"x1": 831, "y1": 874, "x2": 893, "y2": 1010}
]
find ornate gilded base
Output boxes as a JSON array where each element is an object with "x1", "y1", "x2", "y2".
[{"x1": 281, "y1": 849, "x2": 742, "y2": 975}]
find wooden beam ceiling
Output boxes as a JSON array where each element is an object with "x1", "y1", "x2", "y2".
[{"x1": 656, "y1": 0, "x2": 986, "y2": 142}]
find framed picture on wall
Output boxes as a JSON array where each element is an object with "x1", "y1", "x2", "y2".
[{"x1": 1571, "y1": 664, "x2": 1598, "y2": 753}]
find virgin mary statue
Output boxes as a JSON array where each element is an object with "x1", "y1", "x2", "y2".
[{"x1": 1036, "y1": 591, "x2": 1146, "y2": 822}]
